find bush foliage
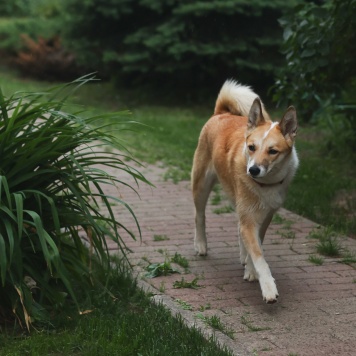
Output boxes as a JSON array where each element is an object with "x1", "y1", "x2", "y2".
[
  {"x1": 274, "y1": 0, "x2": 356, "y2": 122},
  {"x1": 0, "y1": 18, "x2": 59, "y2": 55},
  {"x1": 15, "y1": 35, "x2": 79, "y2": 80},
  {"x1": 60, "y1": 0, "x2": 300, "y2": 95},
  {"x1": 0, "y1": 75, "x2": 148, "y2": 329}
]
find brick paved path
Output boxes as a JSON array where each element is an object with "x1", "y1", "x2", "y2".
[{"x1": 102, "y1": 162, "x2": 356, "y2": 356}]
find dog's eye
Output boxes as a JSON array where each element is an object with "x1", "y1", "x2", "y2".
[
  {"x1": 269, "y1": 149, "x2": 279, "y2": 155},
  {"x1": 248, "y1": 145, "x2": 256, "y2": 152}
]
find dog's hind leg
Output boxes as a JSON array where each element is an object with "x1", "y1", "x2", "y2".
[
  {"x1": 238, "y1": 220, "x2": 248, "y2": 265},
  {"x1": 192, "y1": 151, "x2": 217, "y2": 256},
  {"x1": 244, "y1": 254, "x2": 258, "y2": 281},
  {"x1": 259, "y1": 211, "x2": 274, "y2": 244},
  {"x1": 239, "y1": 237, "x2": 247, "y2": 265}
]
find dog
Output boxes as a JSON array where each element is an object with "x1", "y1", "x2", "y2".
[{"x1": 191, "y1": 79, "x2": 298, "y2": 303}]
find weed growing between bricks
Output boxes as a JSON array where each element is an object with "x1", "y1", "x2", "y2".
[
  {"x1": 316, "y1": 237, "x2": 342, "y2": 257},
  {"x1": 272, "y1": 213, "x2": 294, "y2": 228},
  {"x1": 171, "y1": 252, "x2": 190, "y2": 269},
  {"x1": 274, "y1": 213, "x2": 296, "y2": 239},
  {"x1": 240, "y1": 314, "x2": 271, "y2": 332},
  {"x1": 145, "y1": 261, "x2": 180, "y2": 278},
  {"x1": 173, "y1": 277, "x2": 203, "y2": 289},
  {"x1": 280, "y1": 230, "x2": 296, "y2": 239},
  {"x1": 153, "y1": 234, "x2": 170, "y2": 241},
  {"x1": 196, "y1": 314, "x2": 235, "y2": 340},
  {"x1": 308, "y1": 226, "x2": 356, "y2": 261},
  {"x1": 199, "y1": 303, "x2": 212, "y2": 312},
  {"x1": 341, "y1": 251, "x2": 356, "y2": 264},
  {"x1": 176, "y1": 299, "x2": 194, "y2": 310},
  {"x1": 144, "y1": 251, "x2": 191, "y2": 278},
  {"x1": 308, "y1": 254, "x2": 324, "y2": 265}
]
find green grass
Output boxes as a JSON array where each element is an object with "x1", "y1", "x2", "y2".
[
  {"x1": 308, "y1": 226, "x2": 356, "y2": 262},
  {"x1": 0, "y1": 261, "x2": 232, "y2": 356},
  {"x1": 308, "y1": 226, "x2": 337, "y2": 240},
  {"x1": 210, "y1": 185, "x2": 223, "y2": 205},
  {"x1": 196, "y1": 314, "x2": 235, "y2": 339},
  {"x1": 272, "y1": 213, "x2": 288, "y2": 224},
  {"x1": 272, "y1": 214, "x2": 294, "y2": 229},
  {"x1": 316, "y1": 237, "x2": 342, "y2": 257},
  {"x1": 280, "y1": 231, "x2": 296, "y2": 239},
  {"x1": 284, "y1": 127, "x2": 356, "y2": 235},
  {"x1": 341, "y1": 251, "x2": 356, "y2": 264},
  {"x1": 125, "y1": 105, "x2": 208, "y2": 182},
  {"x1": 171, "y1": 252, "x2": 190, "y2": 269},
  {"x1": 308, "y1": 226, "x2": 343, "y2": 257},
  {"x1": 308, "y1": 254, "x2": 324, "y2": 265},
  {"x1": 153, "y1": 234, "x2": 170, "y2": 241}
]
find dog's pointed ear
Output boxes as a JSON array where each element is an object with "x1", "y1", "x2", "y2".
[
  {"x1": 248, "y1": 98, "x2": 265, "y2": 129},
  {"x1": 280, "y1": 106, "x2": 297, "y2": 144}
]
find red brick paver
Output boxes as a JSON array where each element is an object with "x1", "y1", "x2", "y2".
[{"x1": 100, "y1": 163, "x2": 356, "y2": 356}]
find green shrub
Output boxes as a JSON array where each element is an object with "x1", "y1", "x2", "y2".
[
  {"x1": 0, "y1": 1, "x2": 30, "y2": 17},
  {"x1": 274, "y1": 0, "x2": 356, "y2": 122},
  {"x1": 0, "y1": 2, "x2": 64, "y2": 74},
  {"x1": 0, "y1": 0, "x2": 62, "y2": 18},
  {"x1": 0, "y1": 17, "x2": 59, "y2": 54},
  {"x1": 15, "y1": 35, "x2": 80, "y2": 81},
  {"x1": 0, "y1": 75, "x2": 148, "y2": 329},
  {"x1": 59, "y1": 0, "x2": 301, "y2": 96}
]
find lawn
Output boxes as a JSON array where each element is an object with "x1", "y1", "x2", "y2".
[{"x1": 0, "y1": 260, "x2": 232, "y2": 356}]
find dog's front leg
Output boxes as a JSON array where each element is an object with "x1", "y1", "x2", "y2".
[
  {"x1": 239, "y1": 216, "x2": 278, "y2": 304},
  {"x1": 239, "y1": 233, "x2": 248, "y2": 266}
]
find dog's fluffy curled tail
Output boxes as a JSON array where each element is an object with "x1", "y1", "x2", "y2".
[{"x1": 214, "y1": 79, "x2": 269, "y2": 118}]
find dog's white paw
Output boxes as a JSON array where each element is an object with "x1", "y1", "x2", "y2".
[
  {"x1": 240, "y1": 252, "x2": 247, "y2": 266},
  {"x1": 243, "y1": 264, "x2": 258, "y2": 281},
  {"x1": 194, "y1": 240, "x2": 207, "y2": 256},
  {"x1": 260, "y1": 277, "x2": 279, "y2": 304}
]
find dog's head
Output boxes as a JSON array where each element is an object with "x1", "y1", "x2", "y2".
[{"x1": 245, "y1": 98, "x2": 297, "y2": 183}]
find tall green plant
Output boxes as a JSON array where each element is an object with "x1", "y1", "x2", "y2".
[
  {"x1": 273, "y1": 0, "x2": 356, "y2": 122},
  {"x1": 0, "y1": 75, "x2": 149, "y2": 329}
]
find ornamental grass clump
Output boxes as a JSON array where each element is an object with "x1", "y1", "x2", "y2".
[{"x1": 0, "y1": 75, "x2": 148, "y2": 329}]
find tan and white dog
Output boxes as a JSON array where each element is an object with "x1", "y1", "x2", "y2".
[{"x1": 191, "y1": 80, "x2": 298, "y2": 303}]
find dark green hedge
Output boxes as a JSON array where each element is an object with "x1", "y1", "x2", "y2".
[{"x1": 60, "y1": 0, "x2": 301, "y2": 96}]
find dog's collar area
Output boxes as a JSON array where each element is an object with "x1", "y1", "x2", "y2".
[{"x1": 252, "y1": 178, "x2": 284, "y2": 187}]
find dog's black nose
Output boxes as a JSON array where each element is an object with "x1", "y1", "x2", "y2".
[{"x1": 249, "y1": 165, "x2": 261, "y2": 177}]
